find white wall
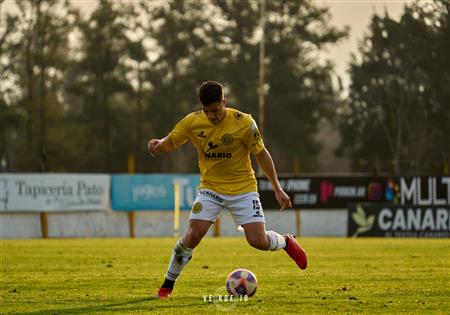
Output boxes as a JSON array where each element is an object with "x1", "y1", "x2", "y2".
[
  {"x1": 0, "y1": 209, "x2": 348, "y2": 239},
  {"x1": 300, "y1": 209, "x2": 348, "y2": 236},
  {"x1": 1, "y1": 213, "x2": 42, "y2": 239}
]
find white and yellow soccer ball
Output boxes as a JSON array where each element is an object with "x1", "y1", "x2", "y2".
[{"x1": 225, "y1": 268, "x2": 258, "y2": 297}]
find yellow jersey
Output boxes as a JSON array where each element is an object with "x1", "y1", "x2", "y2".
[{"x1": 168, "y1": 107, "x2": 265, "y2": 194}]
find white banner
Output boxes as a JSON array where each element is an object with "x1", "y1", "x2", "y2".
[{"x1": 0, "y1": 174, "x2": 110, "y2": 212}]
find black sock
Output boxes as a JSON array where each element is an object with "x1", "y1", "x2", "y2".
[{"x1": 162, "y1": 278, "x2": 175, "y2": 289}]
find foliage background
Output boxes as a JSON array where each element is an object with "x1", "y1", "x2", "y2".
[{"x1": 0, "y1": 0, "x2": 448, "y2": 174}]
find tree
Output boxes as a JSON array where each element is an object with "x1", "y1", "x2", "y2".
[
  {"x1": 211, "y1": 0, "x2": 348, "y2": 171},
  {"x1": 138, "y1": 0, "x2": 220, "y2": 172},
  {"x1": 66, "y1": 0, "x2": 133, "y2": 172},
  {"x1": 0, "y1": 0, "x2": 76, "y2": 171},
  {"x1": 1, "y1": 0, "x2": 349, "y2": 173},
  {"x1": 338, "y1": 0, "x2": 449, "y2": 174}
]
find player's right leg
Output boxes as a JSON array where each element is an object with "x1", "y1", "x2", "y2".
[
  {"x1": 155, "y1": 190, "x2": 223, "y2": 299},
  {"x1": 155, "y1": 219, "x2": 212, "y2": 299}
]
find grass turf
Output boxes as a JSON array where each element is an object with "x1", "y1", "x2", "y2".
[{"x1": 1, "y1": 237, "x2": 449, "y2": 314}]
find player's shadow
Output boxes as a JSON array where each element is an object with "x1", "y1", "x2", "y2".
[{"x1": 15, "y1": 296, "x2": 204, "y2": 315}]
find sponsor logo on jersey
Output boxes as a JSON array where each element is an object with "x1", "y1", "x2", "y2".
[
  {"x1": 192, "y1": 202, "x2": 203, "y2": 213},
  {"x1": 200, "y1": 190, "x2": 224, "y2": 203},
  {"x1": 253, "y1": 131, "x2": 260, "y2": 141},
  {"x1": 234, "y1": 111, "x2": 243, "y2": 120},
  {"x1": 207, "y1": 140, "x2": 218, "y2": 151},
  {"x1": 202, "y1": 140, "x2": 231, "y2": 159},
  {"x1": 197, "y1": 131, "x2": 206, "y2": 138},
  {"x1": 203, "y1": 152, "x2": 232, "y2": 160},
  {"x1": 221, "y1": 134, "x2": 233, "y2": 145}
]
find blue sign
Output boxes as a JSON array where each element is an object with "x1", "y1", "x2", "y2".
[{"x1": 111, "y1": 174, "x2": 200, "y2": 211}]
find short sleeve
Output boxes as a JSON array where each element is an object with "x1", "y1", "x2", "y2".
[
  {"x1": 242, "y1": 117, "x2": 265, "y2": 155},
  {"x1": 168, "y1": 115, "x2": 191, "y2": 148}
]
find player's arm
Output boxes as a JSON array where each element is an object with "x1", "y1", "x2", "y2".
[
  {"x1": 148, "y1": 114, "x2": 192, "y2": 157},
  {"x1": 148, "y1": 136, "x2": 176, "y2": 157},
  {"x1": 255, "y1": 148, "x2": 292, "y2": 211}
]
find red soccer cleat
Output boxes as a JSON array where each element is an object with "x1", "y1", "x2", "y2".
[
  {"x1": 155, "y1": 287, "x2": 172, "y2": 299},
  {"x1": 283, "y1": 234, "x2": 308, "y2": 270}
]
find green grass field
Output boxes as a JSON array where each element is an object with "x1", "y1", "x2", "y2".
[{"x1": 2, "y1": 237, "x2": 449, "y2": 314}]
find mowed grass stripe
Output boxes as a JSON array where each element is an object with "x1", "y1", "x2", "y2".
[{"x1": 2, "y1": 238, "x2": 449, "y2": 314}]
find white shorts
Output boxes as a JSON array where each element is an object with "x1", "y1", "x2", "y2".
[{"x1": 189, "y1": 189, "x2": 265, "y2": 226}]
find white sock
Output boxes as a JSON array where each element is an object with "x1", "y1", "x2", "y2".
[
  {"x1": 266, "y1": 230, "x2": 286, "y2": 251},
  {"x1": 166, "y1": 239, "x2": 194, "y2": 281}
]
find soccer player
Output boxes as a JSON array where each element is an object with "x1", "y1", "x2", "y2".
[{"x1": 148, "y1": 81, "x2": 308, "y2": 299}]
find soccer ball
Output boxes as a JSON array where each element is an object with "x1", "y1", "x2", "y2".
[{"x1": 226, "y1": 268, "x2": 258, "y2": 297}]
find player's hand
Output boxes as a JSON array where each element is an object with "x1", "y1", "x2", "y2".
[
  {"x1": 275, "y1": 189, "x2": 292, "y2": 211},
  {"x1": 148, "y1": 139, "x2": 161, "y2": 157}
]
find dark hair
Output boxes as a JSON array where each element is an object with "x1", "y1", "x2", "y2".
[{"x1": 198, "y1": 81, "x2": 223, "y2": 106}]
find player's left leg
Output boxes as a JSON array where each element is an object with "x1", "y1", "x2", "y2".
[
  {"x1": 230, "y1": 192, "x2": 308, "y2": 270},
  {"x1": 241, "y1": 222, "x2": 308, "y2": 270},
  {"x1": 227, "y1": 192, "x2": 285, "y2": 251},
  {"x1": 242, "y1": 222, "x2": 285, "y2": 250}
]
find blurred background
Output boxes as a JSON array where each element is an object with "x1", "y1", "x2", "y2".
[{"x1": 1, "y1": 0, "x2": 449, "y2": 175}]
